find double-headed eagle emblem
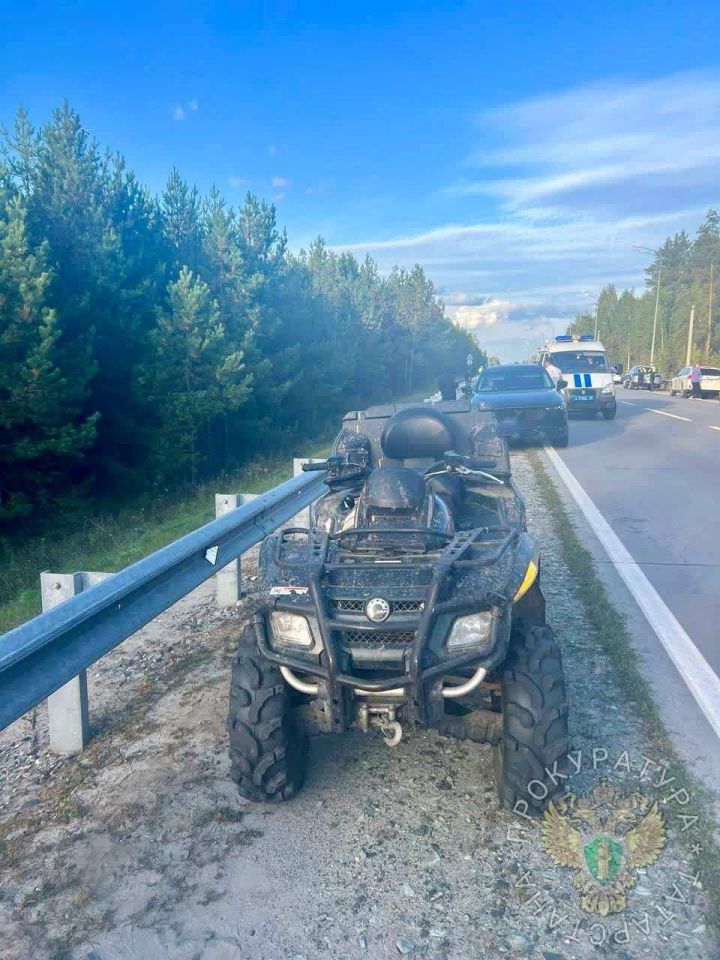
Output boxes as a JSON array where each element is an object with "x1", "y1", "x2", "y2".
[{"x1": 541, "y1": 780, "x2": 666, "y2": 916}]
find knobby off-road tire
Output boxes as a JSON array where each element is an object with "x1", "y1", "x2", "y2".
[
  {"x1": 228, "y1": 624, "x2": 307, "y2": 802},
  {"x1": 494, "y1": 623, "x2": 569, "y2": 815}
]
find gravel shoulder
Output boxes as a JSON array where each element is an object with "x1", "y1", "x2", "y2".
[{"x1": 0, "y1": 454, "x2": 717, "y2": 960}]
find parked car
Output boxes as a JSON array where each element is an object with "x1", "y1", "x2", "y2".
[
  {"x1": 670, "y1": 366, "x2": 720, "y2": 398},
  {"x1": 470, "y1": 363, "x2": 568, "y2": 446},
  {"x1": 623, "y1": 364, "x2": 661, "y2": 390},
  {"x1": 537, "y1": 336, "x2": 616, "y2": 419}
]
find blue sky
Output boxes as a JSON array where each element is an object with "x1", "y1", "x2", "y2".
[{"x1": 2, "y1": 0, "x2": 720, "y2": 359}]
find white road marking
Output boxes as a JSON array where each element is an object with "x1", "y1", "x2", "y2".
[
  {"x1": 649, "y1": 408, "x2": 692, "y2": 422},
  {"x1": 544, "y1": 446, "x2": 720, "y2": 741},
  {"x1": 620, "y1": 400, "x2": 635, "y2": 405},
  {"x1": 710, "y1": 426, "x2": 720, "y2": 432}
]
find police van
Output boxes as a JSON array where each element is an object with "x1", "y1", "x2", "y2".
[{"x1": 538, "y1": 334, "x2": 616, "y2": 420}]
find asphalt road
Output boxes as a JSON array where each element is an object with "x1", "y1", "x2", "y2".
[{"x1": 556, "y1": 388, "x2": 720, "y2": 677}]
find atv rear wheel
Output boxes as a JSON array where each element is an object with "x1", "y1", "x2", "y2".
[
  {"x1": 493, "y1": 623, "x2": 568, "y2": 815},
  {"x1": 228, "y1": 624, "x2": 307, "y2": 802}
]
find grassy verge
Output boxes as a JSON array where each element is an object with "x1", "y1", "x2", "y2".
[
  {"x1": 528, "y1": 449, "x2": 720, "y2": 934},
  {"x1": 0, "y1": 440, "x2": 333, "y2": 634},
  {"x1": 0, "y1": 387, "x2": 440, "y2": 633}
]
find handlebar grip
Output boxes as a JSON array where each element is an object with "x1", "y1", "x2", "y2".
[{"x1": 301, "y1": 460, "x2": 328, "y2": 471}]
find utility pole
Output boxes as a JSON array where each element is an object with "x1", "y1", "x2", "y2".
[
  {"x1": 650, "y1": 265, "x2": 662, "y2": 365},
  {"x1": 593, "y1": 304, "x2": 600, "y2": 340},
  {"x1": 705, "y1": 262, "x2": 714, "y2": 363},
  {"x1": 686, "y1": 304, "x2": 696, "y2": 367}
]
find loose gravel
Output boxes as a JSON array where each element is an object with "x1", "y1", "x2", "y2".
[{"x1": 0, "y1": 454, "x2": 716, "y2": 960}]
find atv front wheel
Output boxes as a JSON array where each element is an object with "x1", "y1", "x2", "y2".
[
  {"x1": 228, "y1": 624, "x2": 307, "y2": 802},
  {"x1": 494, "y1": 623, "x2": 568, "y2": 815}
]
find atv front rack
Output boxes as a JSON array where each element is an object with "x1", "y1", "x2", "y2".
[
  {"x1": 256, "y1": 524, "x2": 521, "y2": 726},
  {"x1": 325, "y1": 525, "x2": 517, "y2": 569}
]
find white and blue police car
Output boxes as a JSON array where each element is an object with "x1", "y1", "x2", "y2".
[{"x1": 538, "y1": 334, "x2": 617, "y2": 420}]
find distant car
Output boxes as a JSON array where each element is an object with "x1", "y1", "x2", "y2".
[
  {"x1": 670, "y1": 366, "x2": 720, "y2": 398},
  {"x1": 623, "y1": 365, "x2": 661, "y2": 390},
  {"x1": 470, "y1": 363, "x2": 568, "y2": 446}
]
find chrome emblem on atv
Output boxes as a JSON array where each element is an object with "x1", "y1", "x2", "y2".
[{"x1": 365, "y1": 597, "x2": 391, "y2": 623}]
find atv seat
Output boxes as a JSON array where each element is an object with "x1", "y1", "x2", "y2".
[
  {"x1": 338, "y1": 401, "x2": 510, "y2": 476},
  {"x1": 380, "y1": 407, "x2": 457, "y2": 468}
]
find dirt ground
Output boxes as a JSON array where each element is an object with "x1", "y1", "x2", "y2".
[{"x1": 0, "y1": 455, "x2": 717, "y2": 960}]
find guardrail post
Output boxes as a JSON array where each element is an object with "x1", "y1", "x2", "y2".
[
  {"x1": 42, "y1": 572, "x2": 91, "y2": 755},
  {"x1": 215, "y1": 494, "x2": 258, "y2": 606}
]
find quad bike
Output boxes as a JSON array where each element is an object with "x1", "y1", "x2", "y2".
[{"x1": 228, "y1": 401, "x2": 569, "y2": 814}]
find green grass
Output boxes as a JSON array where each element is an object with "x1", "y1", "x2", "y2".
[
  {"x1": 529, "y1": 449, "x2": 720, "y2": 936},
  {"x1": 0, "y1": 441, "x2": 332, "y2": 633},
  {"x1": 0, "y1": 387, "x2": 441, "y2": 633}
]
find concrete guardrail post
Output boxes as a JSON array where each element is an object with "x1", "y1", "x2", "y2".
[
  {"x1": 41, "y1": 570, "x2": 111, "y2": 754},
  {"x1": 215, "y1": 493, "x2": 258, "y2": 606}
]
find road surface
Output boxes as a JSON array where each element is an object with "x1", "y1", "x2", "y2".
[{"x1": 557, "y1": 390, "x2": 720, "y2": 678}]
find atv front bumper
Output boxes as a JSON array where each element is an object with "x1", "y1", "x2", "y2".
[{"x1": 253, "y1": 585, "x2": 512, "y2": 729}]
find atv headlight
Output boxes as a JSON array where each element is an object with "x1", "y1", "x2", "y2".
[
  {"x1": 446, "y1": 612, "x2": 493, "y2": 652},
  {"x1": 513, "y1": 560, "x2": 538, "y2": 602},
  {"x1": 601, "y1": 383, "x2": 614, "y2": 394},
  {"x1": 269, "y1": 612, "x2": 313, "y2": 648}
]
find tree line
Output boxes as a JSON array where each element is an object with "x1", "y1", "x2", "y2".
[
  {"x1": 569, "y1": 210, "x2": 720, "y2": 374},
  {"x1": 0, "y1": 103, "x2": 481, "y2": 526}
]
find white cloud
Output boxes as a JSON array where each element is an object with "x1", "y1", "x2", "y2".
[
  {"x1": 271, "y1": 175, "x2": 289, "y2": 188},
  {"x1": 172, "y1": 99, "x2": 199, "y2": 122},
  {"x1": 333, "y1": 71, "x2": 720, "y2": 360},
  {"x1": 269, "y1": 144, "x2": 278, "y2": 157},
  {"x1": 228, "y1": 175, "x2": 247, "y2": 189},
  {"x1": 454, "y1": 70, "x2": 720, "y2": 210},
  {"x1": 453, "y1": 301, "x2": 510, "y2": 329},
  {"x1": 274, "y1": 193, "x2": 285, "y2": 203}
]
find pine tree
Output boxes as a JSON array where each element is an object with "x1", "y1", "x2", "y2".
[
  {"x1": 0, "y1": 192, "x2": 97, "y2": 519},
  {"x1": 141, "y1": 267, "x2": 248, "y2": 484},
  {"x1": 161, "y1": 168, "x2": 203, "y2": 272},
  {"x1": 0, "y1": 101, "x2": 483, "y2": 527}
]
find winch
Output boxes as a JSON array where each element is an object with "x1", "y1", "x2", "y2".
[{"x1": 355, "y1": 701, "x2": 404, "y2": 747}]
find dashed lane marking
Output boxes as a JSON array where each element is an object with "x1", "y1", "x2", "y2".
[
  {"x1": 649, "y1": 408, "x2": 692, "y2": 422},
  {"x1": 545, "y1": 446, "x2": 720, "y2": 741},
  {"x1": 710, "y1": 426, "x2": 720, "y2": 432}
]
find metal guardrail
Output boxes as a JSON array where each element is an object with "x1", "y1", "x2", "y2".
[{"x1": 0, "y1": 467, "x2": 327, "y2": 733}]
